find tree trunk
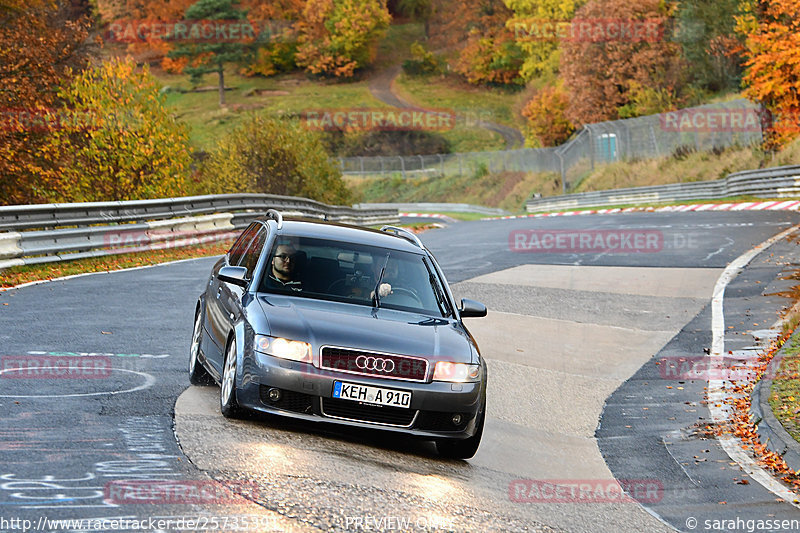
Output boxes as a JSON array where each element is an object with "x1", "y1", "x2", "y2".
[{"x1": 218, "y1": 64, "x2": 225, "y2": 107}]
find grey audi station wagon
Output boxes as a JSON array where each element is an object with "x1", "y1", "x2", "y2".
[{"x1": 189, "y1": 210, "x2": 488, "y2": 458}]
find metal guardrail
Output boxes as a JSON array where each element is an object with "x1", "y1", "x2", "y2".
[
  {"x1": 0, "y1": 194, "x2": 399, "y2": 270},
  {"x1": 354, "y1": 203, "x2": 510, "y2": 215},
  {"x1": 525, "y1": 165, "x2": 800, "y2": 212}
]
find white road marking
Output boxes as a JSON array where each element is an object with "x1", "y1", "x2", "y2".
[
  {"x1": 0, "y1": 368, "x2": 156, "y2": 398},
  {"x1": 0, "y1": 255, "x2": 220, "y2": 293},
  {"x1": 708, "y1": 223, "x2": 800, "y2": 507}
]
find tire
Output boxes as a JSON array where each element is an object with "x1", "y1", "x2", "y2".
[
  {"x1": 220, "y1": 337, "x2": 243, "y2": 418},
  {"x1": 436, "y1": 403, "x2": 485, "y2": 460},
  {"x1": 189, "y1": 307, "x2": 213, "y2": 385}
]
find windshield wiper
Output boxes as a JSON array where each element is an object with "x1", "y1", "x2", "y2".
[
  {"x1": 429, "y1": 272, "x2": 451, "y2": 318},
  {"x1": 372, "y1": 253, "x2": 389, "y2": 308}
]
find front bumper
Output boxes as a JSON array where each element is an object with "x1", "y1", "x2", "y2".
[{"x1": 238, "y1": 350, "x2": 485, "y2": 440}]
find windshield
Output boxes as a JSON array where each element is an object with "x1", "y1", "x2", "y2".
[{"x1": 258, "y1": 236, "x2": 451, "y2": 318}]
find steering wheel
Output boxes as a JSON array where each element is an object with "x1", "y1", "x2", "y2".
[
  {"x1": 326, "y1": 278, "x2": 350, "y2": 296},
  {"x1": 383, "y1": 287, "x2": 424, "y2": 307}
]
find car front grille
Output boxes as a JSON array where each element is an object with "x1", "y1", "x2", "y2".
[
  {"x1": 321, "y1": 398, "x2": 418, "y2": 427},
  {"x1": 320, "y1": 346, "x2": 428, "y2": 382},
  {"x1": 259, "y1": 386, "x2": 315, "y2": 414}
]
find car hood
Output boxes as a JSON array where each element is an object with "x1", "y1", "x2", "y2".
[{"x1": 256, "y1": 294, "x2": 476, "y2": 363}]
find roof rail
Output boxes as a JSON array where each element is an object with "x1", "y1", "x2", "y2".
[
  {"x1": 266, "y1": 209, "x2": 283, "y2": 229},
  {"x1": 380, "y1": 225, "x2": 425, "y2": 249}
]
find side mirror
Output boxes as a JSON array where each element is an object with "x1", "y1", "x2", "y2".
[
  {"x1": 459, "y1": 298, "x2": 487, "y2": 318},
  {"x1": 218, "y1": 266, "x2": 249, "y2": 288}
]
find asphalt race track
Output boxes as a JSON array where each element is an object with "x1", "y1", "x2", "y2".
[{"x1": 2, "y1": 211, "x2": 800, "y2": 532}]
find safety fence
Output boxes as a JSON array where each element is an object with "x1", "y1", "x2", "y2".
[
  {"x1": 0, "y1": 194, "x2": 398, "y2": 270},
  {"x1": 339, "y1": 99, "x2": 763, "y2": 192}
]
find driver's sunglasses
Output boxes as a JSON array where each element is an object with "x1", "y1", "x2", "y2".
[{"x1": 275, "y1": 253, "x2": 295, "y2": 261}]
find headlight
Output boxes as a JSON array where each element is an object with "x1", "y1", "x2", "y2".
[
  {"x1": 254, "y1": 335, "x2": 312, "y2": 364},
  {"x1": 433, "y1": 361, "x2": 481, "y2": 382}
]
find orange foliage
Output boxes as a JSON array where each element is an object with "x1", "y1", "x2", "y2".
[
  {"x1": 521, "y1": 84, "x2": 575, "y2": 147},
  {"x1": 295, "y1": 0, "x2": 391, "y2": 78},
  {"x1": 740, "y1": 0, "x2": 800, "y2": 148},
  {"x1": 559, "y1": 0, "x2": 685, "y2": 126},
  {"x1": 431, "y1": 0, "x2": 523, "y2": 86},
  {"x1": 0, "y1": 0, "x2": 90, "y2": 205},
  {"x1": 720, "y1": 332, "x2": 800, "y2": 490}
]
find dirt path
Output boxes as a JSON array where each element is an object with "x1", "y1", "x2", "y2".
[{"x1": 368, "y1": 65, "x2": 525, "y2": 149}]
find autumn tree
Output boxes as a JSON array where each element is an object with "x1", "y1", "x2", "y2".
[
  {"x1": 95, "y1": 0, "x2": 196, "y2": 68},
  {"x1": 202, "y1": 114, "x2": 353, "y2": 205},
  {"x1": 241, "y1": 0, "x2": 304, "y2": 76},
  {"x1": 425, "y1": 0, "x2": 524, "y2": 85},
  {"x1": 33, "y1": 58, "x2": 192, "y2": 202},
  {"x1": 559, "y1": 0, "x2": 686, "y2": 125},
  {"x1": 739, "y1": 0, "x2": 800, "y2": 147},
  {"x1": 0, "y1": 0, "x2": 90, "y2": 205},
  {"x1": 504, "y1": 0, "x2": 581, "y2": 82},
  {"x1": 521, "y1": 83, "x2": 575, "y2": 146},
  {"x1": 295, "y1": 0, "x2": 391, "y2": 78},
  {"x1": 168, "y1": 0, "x2": 253, "y2": 105}
]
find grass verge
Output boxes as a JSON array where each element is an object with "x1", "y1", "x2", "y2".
[
  {"x1": 0, "y1": 240, "x2": 233, "y2": 289},
  {"x1": 393, "y1": 73, "x2": 522, "y2": 153},
  {"x1": 769, "y1": 330, "x2": 800, "y2": 443},
  {"x1": 346, "y1": 170, "x2": 560, "y2": 212},
  {"x1": 156, "y1": 68, "x2": 389, "y2": 151}
]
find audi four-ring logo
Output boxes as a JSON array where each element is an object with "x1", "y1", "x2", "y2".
[{"x1": 355, "y1": 355, "x2": 395, "y2": 373}]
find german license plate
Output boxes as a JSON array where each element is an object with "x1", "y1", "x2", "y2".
[{"x1": 332, "y1": 381, "x2": 411, "y2": 408}]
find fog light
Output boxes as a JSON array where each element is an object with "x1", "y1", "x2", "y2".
[
  {"x1": 268, "y1": 388, "x2": 282, "y2": 402},
  {"x1": 451, "y1": 413, "x2": 463, "y2": 426}
]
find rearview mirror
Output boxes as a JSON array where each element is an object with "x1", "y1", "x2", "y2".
[
  {"x1": 218, "y1": 266, "x2": 249, "y2": 288},
  {"x1": 459, "y1": 298, "x2": 487, "y2": 318}
]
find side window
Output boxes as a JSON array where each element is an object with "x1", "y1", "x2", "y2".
[
  {"x1": 228, "y1": 224, "x2": 259, "y2": 266},
  {"x1": 240, "y1": 227, "x2": 267, "y2": 278}
]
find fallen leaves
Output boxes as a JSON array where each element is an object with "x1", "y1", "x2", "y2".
[
  {"x1": 717, "y1": 330, "x2": 800, "y2": 491},
  {"x1": 0, "y1": 239, "x2": 234, "y2": 289}
]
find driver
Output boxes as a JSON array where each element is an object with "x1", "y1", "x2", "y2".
[{"x1": 267, "y1": 243, "x2": 303, "y2": 292}]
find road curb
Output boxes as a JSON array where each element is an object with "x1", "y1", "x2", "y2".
[
  {"x1": 751, "y1": 340, "x2": 800, "y2": 473},
  {"x1": 486, "y1": 200, "x2": 800, "y2": 220}
]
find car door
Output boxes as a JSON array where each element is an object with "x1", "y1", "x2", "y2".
[
  {"x1": 218, "y1": 224, "x2": 268, "y2": 337},
  {"x1": 205, "y1": 223, "x2": 260, "y2": 372}
]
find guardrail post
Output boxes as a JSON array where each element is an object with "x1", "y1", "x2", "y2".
[
  {"x1": 360, "y1": 157, "x2": 364, "y2": 174},
  {"x1": 418, "y1": 155, "x2": 424, "y2": 173},
  {"x1": 439, "y1": 154, "x2": 444, "y2": 176},
  {"x1": 399, "y1": 156, "x2": 406, "y2": 179}
]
